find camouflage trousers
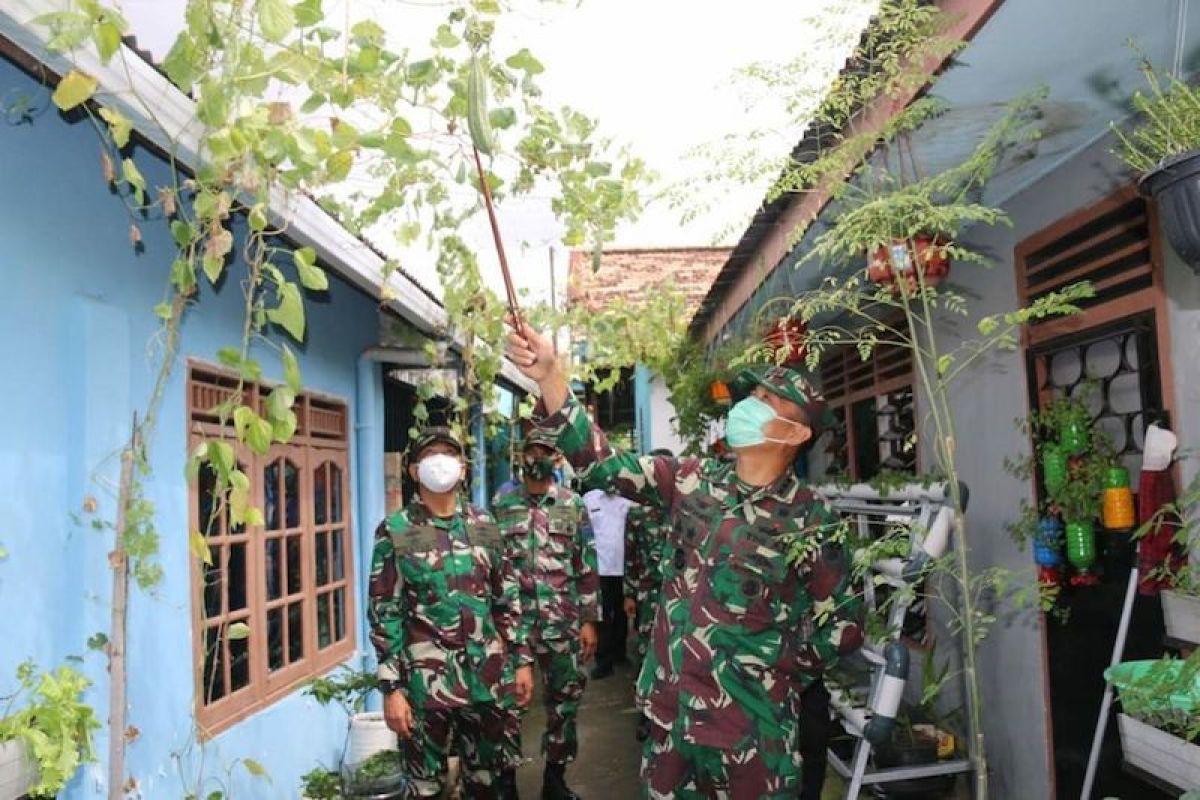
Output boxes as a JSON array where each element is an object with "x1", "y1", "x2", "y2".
[
  {"x1": 404, "y1": 702, "x2": 517, "y2": 799},
  {"x1": 501, "y1": 636, "x2": 587, "y2": 766},
  {"x1": 640, "y1": 722, "x2": 801, "y2": 800}
]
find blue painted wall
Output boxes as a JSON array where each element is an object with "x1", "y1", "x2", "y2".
[{"x1": 0, "y1": 53, "x2": 382, "y2": 798}]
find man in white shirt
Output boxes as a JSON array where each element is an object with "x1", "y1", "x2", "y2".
[{"x1": 582, "y1": 485, "x2": 633, "y2": 679}]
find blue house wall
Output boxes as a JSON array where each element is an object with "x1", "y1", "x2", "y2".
[{"x1": 0, "y1": 53, "x2": 383, "y2": 798}]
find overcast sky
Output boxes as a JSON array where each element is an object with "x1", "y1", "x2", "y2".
[{"x1": 119, "y1": 0, "x2": 876, "y2": 303}]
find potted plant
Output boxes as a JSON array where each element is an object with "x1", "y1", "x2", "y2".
[
  {"x1": 867, "y1": 235, "x2": 952, "y2": 292},
  {"x1": 1106, "y1": 650, "x2": 1200, "y2": 791},
  {"x1": 1113, "y1": 63, "x2": 1200, "y2": 272},
  {"x1": 342, "y1": 749, "x2": 408, "y2": 799},
  {"x1": 1145, "y1": 471, "x2": 1200, "y2": 644},
  {"x1": 301, "y1": 766, "x2": 343, "y2": 800},
  {"x1": 0, "y1": 662, "x2": 100, "y2": 799},
  {"x1": 304, "y1": 667, "x2": 396, "y2": 773}
]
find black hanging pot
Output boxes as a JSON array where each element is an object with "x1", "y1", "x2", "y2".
[{"x1": 1139, "y1": 148, "x2": 1200, "y2": 274}]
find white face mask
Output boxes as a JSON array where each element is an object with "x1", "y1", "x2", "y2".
[{"x1": 416, "y1": 453, "x2": 463, "y2": 493}]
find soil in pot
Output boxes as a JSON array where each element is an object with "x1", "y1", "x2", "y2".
[{"x1": 871, "y1": 731, "x2": 956, "y2": 799}]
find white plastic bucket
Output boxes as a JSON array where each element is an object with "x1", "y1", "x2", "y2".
[{"x1": 346, "y1": 712, "x2": 398, "y2": 767}]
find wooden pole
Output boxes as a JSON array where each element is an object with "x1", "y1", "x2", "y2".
[
  {"x1": 472, "y1": 145, "x2": 522, "y2": 326},
  {"x1": 108, "y1": 416, "x2": 139, "y2": 799}
]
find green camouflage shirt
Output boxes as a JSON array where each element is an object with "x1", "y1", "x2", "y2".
[
  {"x1": 623, "y1": 503, "x2": 669, "y2": 602},
  {"x1": 536, "y1": 395, "x2": 864, "y2": 748},
  {"x1": 492, "y1": 483, "x2": 600, "y2": 641},
  {"x1": 367, "y1": 500, "x2": 531, "y2": 710}
]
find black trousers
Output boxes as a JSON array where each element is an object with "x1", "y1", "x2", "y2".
[
  {"x1": 799, "y1": 678, "x2": 831, "y2": 800},
  {"x1": 597, "y1": 575, "x2": 628, "y2": 668}
]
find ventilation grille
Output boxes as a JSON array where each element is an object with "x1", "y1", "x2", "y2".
[
  {"x1": 1020, "y1": 194, "x2": 1153, "y2": 318},
  {"x1": 821, "y1": 344, "x2": 913, "y2": 406}
]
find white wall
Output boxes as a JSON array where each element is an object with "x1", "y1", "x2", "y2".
[{"x1": 647, "y1": 373, "x2": 692, "y2": 456}]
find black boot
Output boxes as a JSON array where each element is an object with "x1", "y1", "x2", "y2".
[
  {"x1": 635, "y1": 713, "x2": 651, "y2": 743},
  {"x1": 498, "y1": 768, "x2": 520, "y2": 800},
  {"x1": 541, "y1": 762, "x2": 580, "y2": 800}
]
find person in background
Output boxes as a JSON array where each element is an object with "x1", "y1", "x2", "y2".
[
  {"x1": 506, "y1": 320, "x2": 864, "y2": 799},
  {"x1": 493, "y1": 431, "x2": 599, "y2": 800},
  {"x1": 621, "y1": 447, "x2": 674, "y2": 742},
  {"x1": 367, "y1": 427, "x2": 534, "y2": 799},
  {"x1": 582, "y1": 481, "x2": 634, "y2": 680}
]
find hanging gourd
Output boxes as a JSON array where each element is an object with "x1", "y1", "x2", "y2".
[
  {"x1": 867, "y1": 235, "x2": 952, "y2": 293},
  {"x1": 710, "y1": 380, "x2": 732, "y2": 407},
  {"x1": 1102, "y1": 466, "x2": 1136, "y2": 530},
  {"x1": 1065, "y1": 519, "x2": 1099, "y2": 585},
  {"x1": 1059, "y1": 410, "x2": 1090, "y2": 456},
  {"x1": 1034, "y1": 517, "x2": 1064, "y2": 586},
  {"x1": 1042, "y1": 444, "x2": 1068, "y2": 494}
]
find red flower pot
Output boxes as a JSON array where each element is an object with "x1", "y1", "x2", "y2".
[
  {"x1": 867, "y1": 235, "x2": 951, "y2": 292},
  {"x1": 763, "y1": 319, "x2": 807, "y2": 365}
]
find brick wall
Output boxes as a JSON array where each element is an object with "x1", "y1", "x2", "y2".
[{"x1": 567, "y1": 247, "x2": 730, "y2": 315}]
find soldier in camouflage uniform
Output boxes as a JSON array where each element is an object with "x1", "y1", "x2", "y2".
[
  {"x1": 492, "y1": 431, "x2": 599, "y2": 800},
  {"x1": 622, "y1": 496, "x2": 671, "y2": 743},
  {"x1": 506, "y1": 322, "x2": 864, "y2": 799},
  {"x1": 368, "y1": 427, "x2": 534, "y2": 799}
]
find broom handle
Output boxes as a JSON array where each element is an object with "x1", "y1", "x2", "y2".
[{"x1": 472, "y1": 145, "x2": 522, "y2": 327}]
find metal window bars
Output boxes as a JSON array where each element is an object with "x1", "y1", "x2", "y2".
[{"x1": 814, "y1": 481, "x2": 976, "y2": 799}]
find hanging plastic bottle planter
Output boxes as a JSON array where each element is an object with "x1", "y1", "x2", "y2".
[
  {"x1": 1059, "y1": 412, "x2": 1091, "y2": 456},
  {"x1": 1065, "y1": 520, "x2": 1100, "y2": 586},
  {"x1": 1102, "y1": 466, "x2": 1136, "y2": 530},
  {"x1": 867, "y1": 235, "x2": 951, "y2": 293},
  {"x1": 1034, "y1": 517, "x2": 1064, "y2": 586},
  {"x1": 1042, "y1": 444, "x2": 1069, "y2": 494}
]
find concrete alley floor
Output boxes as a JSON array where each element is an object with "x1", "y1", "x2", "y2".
[{"x1": 513, "y1": 660, "x2": 644, "y2": 798}]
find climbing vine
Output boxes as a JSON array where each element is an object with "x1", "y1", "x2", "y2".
[{"x1": 23, "y1": 0, "x2": 646, "y2": 794}]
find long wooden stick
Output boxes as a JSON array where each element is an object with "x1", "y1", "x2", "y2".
[
  {"x1": 472, "y1": 145, "x2": 522, "y2": 326},
  {"x1": 109, "y1": 416, "x2": 138, "y2": 799}
]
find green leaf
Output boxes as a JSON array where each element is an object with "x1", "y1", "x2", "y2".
[
  {"x1": 293, "y1": 248, "x2": 328, "y2": 291},
  {"x1": 281, "y1": 344, "x2": 302, "y2": 393},
  {"x1": 326, "y1": 149, "x2": 353, "y2": 181},
  {"x1": 267, "y1": 282, "x2": 306, "y2": 342},
  {"x1": 202, "y1": 256, "x2": 225, "y2": 285},
  {"x1": 266, "y1": 386, "x2": 295, "y2": 420},
  {"x1": 242, "y1": 758, "x2": 269, "y2": 779},
  {"x1": 52, "y1": 70, "x2": 97, "y2": 111},
  {"x1": 257, "y1": 0, "x2": 295, "y2": 43},
  {"x1": 153, "y1": 302, "x2": 172, "y2": 320},
  {"x1": 209, "y1": 441, "x2": 235, "y2": 475},
  {"x1": 162, "y1": 34, "x2": 199, "y2": 92},
  {"x1": 87, "y1": 632, "x2": 109, "y2": 651},
  {"x1": 433, "y1": 25, "x2": 459, "y2": 48},
  {"x1": 227, "y1": 622, "x2": 251, "y2": 640},
  {"x1": 936, "y1": 354, "x2": 953, "y2": 376},
  {"x1": 189, "y1": 530, "x2": 213, "y2": 565},
  {"x1": 293, "y1": 0, "x2": 323, "y2": 27},
  {"x1": 271, "y1": 409, "x2": 298, "y2": 442},
  {"x1": 488, "y1": 107, "x2": 516, "y2": 130},
  {"x1": 98, "y1": 107, "x2": 132, "y2": 148},
  {"x1": 248, "y1": 204, "x2": 269, "y2": 232},
  {"x1": 122, "y1": 158, "x2": 146, "y2": 205},
  {"x1": 93, "y1": 20, "x2": 123, "y2": 63},
  {"x1": 505, "y1": 48, "x2": 544, "y2": 75},
  {"x1": 406, "y1": 59, "x2": 436, "y2": 86},
  {"x1": 170, "y1": 219, "x2": 194, "y2": 247}
]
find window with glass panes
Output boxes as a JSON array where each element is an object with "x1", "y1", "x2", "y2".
[{"x1": 189, "y1": 365, "x2": 354, "y2": 733}]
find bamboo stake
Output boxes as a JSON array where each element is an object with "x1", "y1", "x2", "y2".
[
  {"x1": 108, "y1": 416, "x2": 139, "y2": 799},
  {"x1": 472, "y1": 145, "x2": 522, "y2": 327}
]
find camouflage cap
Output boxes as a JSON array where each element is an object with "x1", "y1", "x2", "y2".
[
  {"x1": 522, "y1": 429, "x2": 560, "y2": 454},
  {"x1": 736, "y1": 365, "x2": 834, "y2": 437},
  {"x1": 408, "y1": 426, "x2": 464, "y2": 459}
]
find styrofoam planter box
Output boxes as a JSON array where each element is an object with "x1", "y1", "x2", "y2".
[
  {"x1": 1117, "y1": 713, "x2": 1200, "y2": 791},
  {"x1": 0, "y1": 738, "x2": 37, "y2": 800},
  {"x1": 1162, "y1": 590, "x2": 1200, "y2": 645}
]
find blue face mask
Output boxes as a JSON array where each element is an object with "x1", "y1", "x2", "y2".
[{"x1": 725, "y1": 395, "x2": 804, "y2": 449}]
